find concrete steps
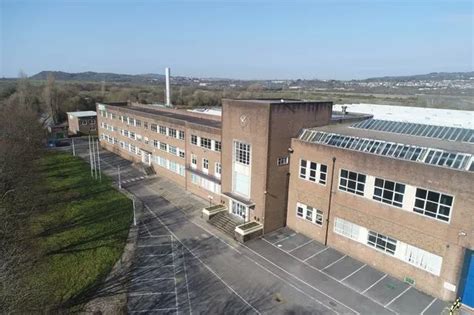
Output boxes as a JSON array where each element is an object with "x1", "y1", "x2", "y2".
[{"x1": 208, "y1": 211, "x2": 241, "y2": 237}]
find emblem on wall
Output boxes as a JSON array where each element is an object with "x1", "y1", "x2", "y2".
[{"x1": 240, "y1": 114, "x2": 249, "y2": 127}]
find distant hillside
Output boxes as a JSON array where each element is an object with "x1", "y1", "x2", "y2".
[
  {"x1": 30, "y1": 71, "x2": 165, "y2": 83},
  {"x1": 365, "y1": 71, "x2": 474, "y2": 82}
]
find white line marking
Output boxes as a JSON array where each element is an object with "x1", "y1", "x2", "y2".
[
  {"x1": 129, "y1": 292, "x2": 176, "y2": 296},
  {"x1": 137, "y1": 253, "x2": 172, "y2": 257},
  {"x1": 181, "y1": 246, "x2": 193, "y2": 314},
  {"x1": 273, "y1": 233, "x2": 296, "y2": 245},
  {"x1": 130, "y1": 308, "x2": 177, "y2": 313},
  {"x1": 131, "y1": 277, "x2": 175, "y2": 282},
  {"x1": 341, "y1": 264, "x2": 367, "y2": 282},
  {"x1": 385, "y1": 286, "x2": 411, "y2": 307},
  {"x1": 242, "y1": 243, "x2": 356, "y2": 315},
  {"x1": 137, "y1": 244, "x2": 172, "y2": 248},
  {"x1": 262, "y1": 238, "x2": 394, "y2": 313},
  {"x1": 241, "y1": 248, "x2": 339, "y2": 315},
  {"x1": 288, "y1": 240, "x2": 313, "y2": 253},
  {"x1": 361, "y1": 274, "x2": 387, "y2": 294},
  {"x1": 303, "y1": 247, "x2": 329, "y2": 261},
  {"x1": 140, "y1": 235, "x2": 172, "y2": 238},
  {"x1": 170, "y1": 236, "x2": 179, "y2": 312},
  {"x1": 421, "y1": 297, "x2": 437, "y2": 315},
  {"x1": 322, "y1": 255, "x2": 347, "y2": 270},
  {"x1": 145, "y1": 205, "x2": 260, "y2": 315}
]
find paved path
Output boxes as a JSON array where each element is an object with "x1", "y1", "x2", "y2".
[{"x1": 70, "y1": 145, "x2": 449, "y2": 314}]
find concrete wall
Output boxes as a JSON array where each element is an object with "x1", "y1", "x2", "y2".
[{"x1": 287, "y1": 138, "x2": 474, "y2": 301}]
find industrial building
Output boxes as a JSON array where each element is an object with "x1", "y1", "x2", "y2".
[
  {"x1": 67, "y1": 111, "x2": 98, "y2": 136},
  {"x1": 96, "y1": 99, "x2": 473, "y2": 306}
]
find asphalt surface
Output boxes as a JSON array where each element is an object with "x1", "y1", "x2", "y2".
[{"x1": 65, "y1": 141, "x2": 449, "y2": 315}]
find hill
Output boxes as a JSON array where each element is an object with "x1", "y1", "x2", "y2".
[{"x1": 30, "y1": 71, "x2": 165, "y2": 83}]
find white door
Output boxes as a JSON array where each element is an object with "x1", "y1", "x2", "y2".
[
  {"x1": 231, "y1": 200, "x2": 247, "y2": 220},
  {"x1": 142, "y1": 152, "x2": 151, "y2": 166}
]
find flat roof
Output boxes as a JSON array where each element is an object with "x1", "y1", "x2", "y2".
[
  {"x1": 104, "y1": 104, "x2": 221, "y2": 129},
  {"x1": 67, "y1": 111, "x2": 97, "y2": 117},
  {"x1": 223, "y1": 98, "x2": 332, "y2": 105},
  {"x1": 333, "y1": 104, "x2": 474, "y2": 129}
]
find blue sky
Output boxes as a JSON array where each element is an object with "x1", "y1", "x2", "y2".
[{"x1": 1, "y1": 0, "x2": 473, "y2": 79}]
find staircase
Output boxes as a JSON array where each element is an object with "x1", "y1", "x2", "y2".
[
  {"x1": 208, "y1": 211, "x2": 241, "y2": 237},
  {"x1": 143, "y1": 165, "x2": 155, "y2": 176}
]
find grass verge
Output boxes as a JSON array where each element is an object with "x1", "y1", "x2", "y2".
[{"x1": 24, "y1": 151, "x2": 132, "y2": 312}]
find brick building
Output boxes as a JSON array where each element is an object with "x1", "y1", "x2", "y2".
[
  {"x1": 96, "y1": 100, "x2": 474, "y2": 304},
  {"x1": 67, "y1": 111, "x2": 97, "y2": 136}
]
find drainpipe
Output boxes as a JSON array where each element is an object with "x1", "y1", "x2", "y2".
[{"x1": 324, "y1": 157, "x2": 336, "y2": 246}]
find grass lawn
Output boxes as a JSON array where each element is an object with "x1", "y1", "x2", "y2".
[{"x1": 25, "y1": 151, "x2": 133, "y2": 311}]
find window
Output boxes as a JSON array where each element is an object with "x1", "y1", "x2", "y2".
[
  {"x1": 203, "y1": 158, "x2": 209, "y2": 170},
  {"x1": 413, "y1": 188, "x2": 453, "y2": 222},
  {"x1": 334, "y1": 217, "x2": 360, "y2": 240},
  {"x1": 151, "y1": 124, "x2": 158, "y2": 132},
  {"x1": 169, "y1": 145, "x2": 177, "y2": 155},
  {"x1": 169, "y1": 128, "x2": 177, "y2": 138},
  {"x1": 373, "y1": 178, "x2": 405, "y2": 208},
  {"x1": 277, "y1": 157, "x2": 289, "y2": 166},
  {"x1": 129, "y1": 131, "x2": 135, "y2": 140},
  {"x1": 299, "y1": 159, "x2": 327, "y2": 185},
  {"x1": 160, "y1": 142, "x2": 167, "y2": 151},
  {"x1": 81, "y1": 120, "x2": 88, "y2": 125},
  {"x1": 367, "y1": 231, "x2": 397, "y2": 255},
  {"x1": 159, "y1": 126, "x2": 167, "y2": 135},
  {"x1": 215, "y1": 162, "x2": 222, "y2": 176},
  {"x1": 191, "y1": 135, "x2": 198, "y2": 145},
  {"x1": 296, "y1": 202, "x2": 323, "y2": 226},
  {"x1": 215, "y1": 141, "x2": 222, "y2": 152},
  {"x1": 201, "y1": 137, "x2": 212, "y2": 149},
  {"x1": 404, "y1": 245, "x2": 442, "y2": 276},
  {"x1": 153, "y1": 140, "x2": 159, "y2": 148},
  {"x1": 297, "y1": 205, "x2": 304, "y2": 218},
  {"x1": 179, "y1": 151, "x2": 185, "y2": 158},
  {"x1": 136, "y1": 119, "x2": 142, "y2": 127},
  {"x1": 191, "y1": 154, "x2": 197, "y2": 167},
  {"x1": 179, "y1": 130, "x2": 185, "y2": 140},
  {"x1": 234, "y1": 141, "x2": 250, "y2": 165},
  {"x1": 339, "y1": 169, "x2": 366, "y2": 196},
  {"x1": 144, "y1": 122, "x2": 148, "y2": 129}
]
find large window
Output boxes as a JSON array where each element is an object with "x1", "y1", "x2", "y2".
[
  {"x1": 296, "y1": 202, "x2": 323, "y2": 226},
  {"x1": 168, "y1": 128, "x2": 176, "y2": 138},
  {"x1": 373, "y1": 178, "x2": 405, "y2": 208},
  {"x1": 201, "y1": 137, "x2": 212, "y2": 149},
  {"x1": 203, "y1": 158, "x2": 209, "y2": 171},
  {"x1": 168, "y1": 145, "x2": 177, "y2": 156},
  {"x1": 179, "y1": 130, "x2": 185, "y2": 140},
  {"x1": 334, "y1": 217, "x2": 360, "y2": 240},
  {"x1": 191, "y1": 135, "x2": 198, "y2": 145},
  {"x1": 191, "y1": 154, "x2": 197, "y2": 168},
  {"x1": 367, "y1": 231, "x2": 397, "y2": 255},
  {"x1": 404, "y1": 245, "x2": 442, "y2": 276},
  {"x1": 160, "y1": 142, "x2": 167, "y2": 151},
  {"x1": 215, "y1": 162, "x2": 222, "y2": 176},
  {"x1": 234, "y1": 141, "x2": 250, "y2": 165},
  {"x1": 299, "y1": 159, "x2": 327, "y2": 184},
  {"x1": 159, "y1": 126, "x2": 167, "y2": 135},
  {"x1": 339, "y1": 169, "x2": 366, "y2": 196},
  {"x1": 215, "y1": 141, "x2": 222, "y2": 152},
  {"x1": 413, "y1": 188, "x2": 453, "y2": 222},
  {"x1": 151, "y1": 124, "x2": 157, "y2": 132},
  {"x1": 153, "y1": 140, "x2": 159, "y2": 148}
]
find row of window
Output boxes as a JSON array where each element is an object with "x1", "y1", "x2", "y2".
[
  {"x1": 150, "y1": 124, "x2": 185, "y2": 140},
  {"x1": 296, "y1": 202, "x2": 323, "y2": 226},
  {"x1": 153, "y1": 155, "x2": 185, "y2": 176},
  {"x1": 191, "y1": 135, "x2": 221, "y2": 152},
  {"x1": 338, "y1": 168, "x2": 454, "y2": 222},
  {"x1": 190, "y1": 173, "x2": 221, "y2": 194},
  {"x1": 299, "y1": 159, "x2": 327, "y2": 185},
  {"x1": 152, "y1": 140, "x2": 185, "y2": 159},
  {"x1": 190, "y1": 154, "x2": 222, "y2": 178},
  {"x1": 333, "y1": 217, "x2": 443, "y2": 276}
]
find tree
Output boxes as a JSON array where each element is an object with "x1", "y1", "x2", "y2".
[{"x1": 42, "y1": 73, "x2": 57, "y2": 123}]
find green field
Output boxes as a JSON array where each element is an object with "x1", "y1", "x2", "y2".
[{"x1": 24, "y1": 151, "x2": 132, "y2": 311}]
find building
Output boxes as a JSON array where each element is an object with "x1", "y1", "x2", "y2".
[
  {"x1": 67, "y1": 111, "x2": 98, "y2": 136},
  {"x1": 96, "y1": 100, "x2": 474, "y2": 305}
]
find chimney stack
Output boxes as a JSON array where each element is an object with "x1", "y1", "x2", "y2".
[{"x1": 165, "y1": 67, "x2": 171, "y2": 106}]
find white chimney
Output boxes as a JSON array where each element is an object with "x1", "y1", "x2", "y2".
[{"x1": 165, "y1": 67, "x2": 171, "y2": 106}]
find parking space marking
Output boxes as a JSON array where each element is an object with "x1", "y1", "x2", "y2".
[
  {"x1": 385, "y1": 286, "x2": 412, "y2": 307},
  {"x1": 288, "y1": 240, "x2": 313, "y2": 253},
  {"x1": 421, "y1": 298, "x2": 437, "y2": 315},
  {"x1": 341, "y1": 264, "x2": 367, "y2": 282},
  {"x1": 142, "y1": 222, "x2": 153, "y2": 237},
  {"x1": 303, "y1": 247, "x2": 328, "y2": 261},
  {"x1": 322, "y1": 255, "x2": 347, "y2": 270},
  {"x1": 361, "y1": 274, "x2": 387, "y2": 294},
  {"x1": 137, "y1": 253, "x2": 173, "y2": 257},
  {"x1": 130, "y1": 277, "x2": 175, "y2": 282},
  {"x1": 137, "y1": 244, "x2": 171, "y2": 248},
  {"x1": 181, "y1": 246, "x2": 193, "y2": 314},
  {"x1": 145, "y1": 205, "x2": 261, "y2": 315},
  {"x1": 170, "y1": 237, "x2": 179, "y2": 312},
  {"x1": 262, "y1": 238, "x2": 394, "y2": 313},
  {"x1": 130, "y1": 308, "x2": 177, "y2": 313},
  {"x1": 273, "y1": 234, "x2": 296, "y2": 245}
]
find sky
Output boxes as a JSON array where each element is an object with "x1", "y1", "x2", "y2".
[{"x1": 1, "y1": 0, "x2": 473, "y2": 80}]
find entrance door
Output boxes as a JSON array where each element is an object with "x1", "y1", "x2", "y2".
[
  {"x1": 142, "y1": 152, "x2": 151, "y2": 166},
  {"x1": 231, "y1": 200, "x2": 247, "y2": 220},
  {"x1": 459, "y1": 250, "x2": 474, "y2": 308}
]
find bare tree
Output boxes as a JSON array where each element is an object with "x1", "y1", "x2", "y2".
[{"x1": 42, "y1": 72, "x2": 57, "y2": 123}]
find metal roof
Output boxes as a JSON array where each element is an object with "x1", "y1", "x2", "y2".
[
  {"x1": 67, "y1": 111, "x2": 97, "y2": 118},
  {"x1": 333, "y1": 104, "x2": 474, "y2": 129}
]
